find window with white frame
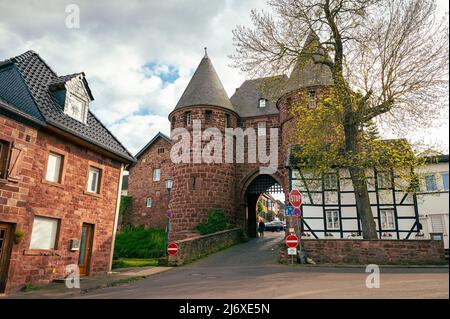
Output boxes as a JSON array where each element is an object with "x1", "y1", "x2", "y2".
[
  {"x1": 30, "y1": 216, "x2": 59, "y2": 250},
  {"x1": 66, "y1": 94, "x2": 87, "y2": 123},
  {"x1": 380, "y1": 209, "x2": 395, "y2": 230},
  {"x1": 87, "y1": 167, "x2": 101, "y2": 193},
  {"x1": 324, "y1": 173, "x2": 338, "y2": 190},
  {"x1": 425, "y1": 174, "x2": 438, "y2": 192},
  {"x1": 441, "y1": 173, "x2": 449, "y2": 191},
  {"x1": 377, "y1": 171, "x2": 392, "y2": 189},
  {"x1": 326, "y1": 210, "x2": 340, "y2": 230},
  {"x1": 45, "y1": 152, "x2": 63, "y2": 183},
  {"x1": 430, "y1": 214, "x2": 445, "y2": 233},
  {"x1": 257, "y1": 122, "x2": 266, "y2": 136},
  {"x1": 146, "y1": 198, "x2": 152, "y2": 208},
  {"x1": 258, "y1": 98, "x2": 267, "y2": 108},
  {"x1": 153, "y1": 168, "x2": 161, "y2": 181}
]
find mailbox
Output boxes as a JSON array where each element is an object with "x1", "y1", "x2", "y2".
[{"x1": 70, "y1": 239, "x2": 80, "y2": 251}]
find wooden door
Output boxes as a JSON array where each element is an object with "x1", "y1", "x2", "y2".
[
  {"x1": 78, "y1": 223, "x2": 94, "y2": 276},
  {"x1": 0, "y1": 222, "x2": 13, "y2": 293}
]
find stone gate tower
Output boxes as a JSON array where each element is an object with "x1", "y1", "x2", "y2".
[{"x1": 168, "y1": 50, "x2": 239, "y2": 239}]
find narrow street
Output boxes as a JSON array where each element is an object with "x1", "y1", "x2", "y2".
[{"x1": 77, "y1": 232, "x2": 449, "y2": 299}]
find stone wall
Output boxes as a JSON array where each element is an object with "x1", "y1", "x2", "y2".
[
  {"x1": 280, "y1": 238, "x2": 447, "y2": 265},
  {"x1": 166, "y1": 228, "x2": 243, "y2": 266}
]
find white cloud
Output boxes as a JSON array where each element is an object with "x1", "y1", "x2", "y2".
[{"x1": 0, "y1": 0, "x2": 448, "y2": 154}]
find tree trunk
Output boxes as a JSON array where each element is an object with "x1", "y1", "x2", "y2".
[
  {"x1": 348, "y1": 166, "x2": 379, "y2": 239},
  {"x1": 344, "y1": 122, "x2": 378, "y2": 239}
]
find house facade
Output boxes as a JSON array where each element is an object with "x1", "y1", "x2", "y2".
[
  {"x1": 416, "y1": 155, "x2": 449, "y2": 249},
  {"x1": 126, "y1": 133, "x2": 171, "y2": 229},
  {"x1": 0, "y1": 51, "x2": 134, "y2": 294}
]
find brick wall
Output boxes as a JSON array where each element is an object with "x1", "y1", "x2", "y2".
[
  {"x1": 166, "y1": 228, "x2": 243, "y2": 266},
  {"x1": 0, "y1": 113, "x2": 122, "y2": 293},
  {"x1": 127, "y1": 137, "x2": 171, "y2": 229},
  {"x1": 279, "y1": 239, "x2": 447, "y2": 265}
]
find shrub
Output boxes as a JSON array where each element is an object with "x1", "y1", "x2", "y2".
[
  {"x1": 114, "y1": 226, "x2": 165, "y2": 259},
  {"x1": 196, "y1": 209, "x2": 227, "y2": 235},
  {"x1": 119, "y1": 196, "x2": 132, "y2": 216}
]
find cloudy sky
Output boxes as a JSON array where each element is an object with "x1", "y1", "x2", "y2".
[{"x1": 0, "y1": 0, "x2": 448, "y2": 155}]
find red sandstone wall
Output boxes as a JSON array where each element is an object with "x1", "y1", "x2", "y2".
[
  {"x1": 280, "y1": 239, "x2": 446, "y2": 265},
  {"x1": 0, "y1": 114, "x2": 122, "y2": 293},
  {"x1": 168, "y1": 106, "x2": 238, "y2": 239},
  {"x1": 127, "y1": 137, "x2": 171, "y2": 229}
]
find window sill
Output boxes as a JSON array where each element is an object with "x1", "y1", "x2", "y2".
[
  {"x1": 84, "y1": 190, "x2": 102, "y2": 198},
  {"x1": 41, "y1": 179, "x2": 65, "y2": 189},
  {"x1": 24, "y1": 249, "x2": 62, "y2": 256}
]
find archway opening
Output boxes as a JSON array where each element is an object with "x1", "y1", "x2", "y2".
[{"x1": 244, "y1": 174, "x2": 285, "y2": 238}]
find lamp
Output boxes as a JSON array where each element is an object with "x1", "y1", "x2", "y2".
[{"x1": 165, "y1": 176, "x2": 173, "y2": 191}]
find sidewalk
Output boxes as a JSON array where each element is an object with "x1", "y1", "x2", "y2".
[{"x1": 4, "y1": 266, "x2": 172, "y2": 299}]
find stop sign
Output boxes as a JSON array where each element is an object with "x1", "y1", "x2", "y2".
[
  {"x1": 167, "y1": 243, "x2": 178, "y2": 255},
  {"x1": 285, "y1": 234, "x2": 299, "y2": 248},
  {"x1": 289, "y1": 189, "x2": 302, "y2": 207}
]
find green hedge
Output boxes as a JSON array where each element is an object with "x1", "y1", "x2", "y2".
[
  {"x1": 119, "y1": 196, "x2": 131, "y2": 216},
  {"x1": 114, "y1": 226, "x2": 165, "y2": 259},
  {"x1": 196, "y1": 209, "x2": 227, "y2": 235}
]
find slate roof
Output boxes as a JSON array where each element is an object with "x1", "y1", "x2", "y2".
[
  {"x1": 230, "y1": 75, "x2": 287, "y2": 118},
  {"x1": 285, "y1": 32, "x2": 333, "y2": 93},
  {"x1": 134, "y1": 132, "x2": 171, "y2": 159},
  {"x1": 174, "y1": 51, "x2": 235, "y2": 112},
  {"x1": 0, "y1": 51, "x2": 134, "y2": 162}
]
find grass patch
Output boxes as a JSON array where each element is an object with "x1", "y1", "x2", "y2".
[
  {"x1": 22, "y1": 282, "x2": 42, "y2": 292},
  {"x1": 114, "y1": 226, "x2": 165, "y2": 259},
  {"x1": 112, "y1": 258, "x2": 159, "y2": 269}
]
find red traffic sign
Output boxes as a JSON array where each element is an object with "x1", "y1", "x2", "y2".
[
  {"x1": 167, "y1": 243, "x2": 178, "y2": 255},
  {"x1": 289, "y1": 189, "x2": 302, "y2": 208},
  {"x1": 285, "y1": 234, "x2": 299, "y2": 248},
  {"x1": 293, "y1": 207, "x2": 301, "y2": 217}
]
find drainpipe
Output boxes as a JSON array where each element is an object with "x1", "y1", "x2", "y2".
[{"x1": 108, "y1": 163, "x2": 125, "y2": 273}]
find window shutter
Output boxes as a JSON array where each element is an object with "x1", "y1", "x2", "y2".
[{"x1": 7, "y1": 144, "x2": 24, "y2": 182}]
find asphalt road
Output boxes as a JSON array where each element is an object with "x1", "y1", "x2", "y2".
[{"x1": 78, "y1": 232, "x2": 449, "y2": 299}]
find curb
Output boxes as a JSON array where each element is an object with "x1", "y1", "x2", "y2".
[{"x1": 287, "y1": 263, "x2": 449, "y2": 269}]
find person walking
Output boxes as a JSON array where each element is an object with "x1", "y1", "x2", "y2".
[{"x1": 258, "y1": 220, "x2": 265, "y2": 238}]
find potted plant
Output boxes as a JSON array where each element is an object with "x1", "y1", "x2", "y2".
[{"x1": 14, "y1": 230, "x2": 24, "y2": 244}]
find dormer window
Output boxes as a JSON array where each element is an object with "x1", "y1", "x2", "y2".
[
  {"x1": 67, "y1": 93, "x2": 87, "y2": 122},
  {"x1": 50, "y1": 74, "x2": 92, "y2": 124},
  {"x1": 259, "y1": 98, "x2": 267, "y2": 108}
]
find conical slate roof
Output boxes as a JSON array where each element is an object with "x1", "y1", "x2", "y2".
[
  {"x1": 285, "y1": 32, "x2": 333, "y2": 93},
  {"x1": 174, "y1": 50, "x2": 235, "y2": 111}
]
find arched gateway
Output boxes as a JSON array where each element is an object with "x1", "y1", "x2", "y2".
[{"x1": 241, "y1": 174, "x2": 287, "y2": 238}]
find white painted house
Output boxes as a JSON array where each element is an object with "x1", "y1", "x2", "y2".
[{"x1": 415, "y1": 155, "x2": 449, "y2": 249}]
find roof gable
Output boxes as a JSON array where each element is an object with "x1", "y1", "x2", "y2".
[
  {"x1": 134, "y1": 132, "x2": 171, "y2": 159},
  {"x1": 0, "y1": 50, "x2": 134, "y2": 162}
]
